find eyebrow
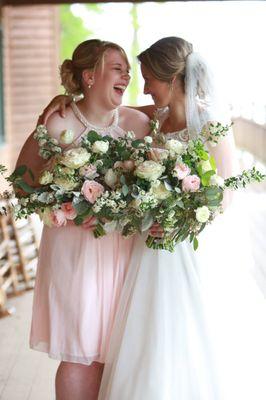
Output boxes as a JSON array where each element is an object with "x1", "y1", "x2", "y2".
[{"x1": 110, "y1": 62, "x2": 131, "y2": 70}]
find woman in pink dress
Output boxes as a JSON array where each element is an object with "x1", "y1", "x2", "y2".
[{"x1": 16, "y1": 39, "x2": 149, "y2": 400}]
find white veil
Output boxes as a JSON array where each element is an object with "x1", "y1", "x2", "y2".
[{"x1": 185, "y1": 52, "x2": 227, "y2": 139}]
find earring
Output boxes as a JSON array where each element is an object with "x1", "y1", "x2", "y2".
[{"x1": 88, "y1": 84, "x2": 92, "y2": 89}]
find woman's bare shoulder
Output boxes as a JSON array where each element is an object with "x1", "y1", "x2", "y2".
[
  {"x1": 119, "y1": 107, "x2": 150, "y2": 138},
  {"x1": 45, "y1": 106, "x2": 75, "y2": 140}
]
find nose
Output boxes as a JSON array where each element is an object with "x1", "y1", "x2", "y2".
[
  {"x1": 122, "y1": 71, "x2": 130, "y2": 82},
  {"x1": 143, "y1": 84, "x2": 150, "y2": 95}
]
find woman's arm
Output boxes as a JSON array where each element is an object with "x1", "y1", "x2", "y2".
[{"x1": 38, "y1": 94, "x2": 157, "y2": 126}]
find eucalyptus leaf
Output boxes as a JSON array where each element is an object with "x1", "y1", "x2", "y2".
[{"x1": 122, "y1": 184, "x2": 129, "y2": 196}]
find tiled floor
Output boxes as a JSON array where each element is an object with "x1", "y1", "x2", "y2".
[{"x1": 0, "y1": 290, "x2": 58, "y2": 400}]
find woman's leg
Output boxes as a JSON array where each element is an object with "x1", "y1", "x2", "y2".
[{"x1": 55, "y1": 361, "x2": 104, "y2": 400}]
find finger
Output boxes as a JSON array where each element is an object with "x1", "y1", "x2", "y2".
[{"x1": 59, "y1": 101, "x2": 66, "y2": 118}]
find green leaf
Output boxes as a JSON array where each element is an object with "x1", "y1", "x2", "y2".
[
  {"x1": 122, "y1": 184, "x2": 129, "y2": 196},
  {"x1": 193, "y1": 237, "x2": 199, "y2": 251},
  {"x1": 209, "y1": 156, "x2": 217, "y2": 171},
  {"x1": 73, "y1": 200, "x2": 90, "y2": 215},
  {"x1": 16, "y1": 180, "x2": 35, "y2": 193},
  {"x1": 28, "y1": 168, "x2": 35, "y2": 182},
  {"x1": 120, "y1": 175, "x2": 126, "y2": 185},
  {"x1": 86, "y1": 130, "x2": 102, "y2": 143},
  {"x1": 131, "y1": 139, "x2": 143, "y2": 148},
  {"x1": 15, "y1": 165, "x2": 27, "y2": 176}
]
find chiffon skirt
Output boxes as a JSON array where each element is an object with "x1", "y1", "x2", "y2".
[
  {"x1": 30, "y1": 225, "x2": 135, "y2": 365},
  {"x1": 99, "y1": 202, "x2": 266, "y2": 400}
]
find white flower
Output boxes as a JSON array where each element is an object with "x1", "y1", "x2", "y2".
[
  {"x1": 210, "y1": 174, "x2": 224, "y2": 187},
  {"x1": 92, "y1": 140, "x2": 109, "y2": 154},
  {"x1": 104, "y1": 169, "x2": 118, "y2": 188},
  {"x1": 125, "y1": 131, "x2": 135, "y2": 140},
  {"x1": 60, "y1": 129, "x2": 74, "y2": 145},
  {"x1": 135, "y1": 160, "x2": 165, "y2": 182},
  {"x1": 39, "y1": 170, "x2": 53, "y2": 185},
  {"x1": 195, "y1": 206, "x2": 210, "y2": 223},
  {"x1": 60, "y1": 148, "x2": 91, "y2": 169},
  {"x1": 198, "y1": 160, "x2": 213, "y2": 173},
  {"x1": 165, "y1": 139, "x2": 184, "y2": 156},
  {"x1": 144, "y1": 136, "x2": 153, "y2": 144},
  {"x1": 151, "y1": 180, "x2": 171, "y2": 201}
]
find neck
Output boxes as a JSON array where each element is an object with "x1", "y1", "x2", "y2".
[
  {"x1": 77, "y1": 95, "x2": 117, "y2": 128},
  {"x1": 167, "y1": 95, "x2": 187, "y2": 131}
]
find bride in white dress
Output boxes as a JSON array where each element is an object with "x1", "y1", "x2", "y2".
[{"x1": 98, "y1": 37, "x2": 266, "y2": 400}]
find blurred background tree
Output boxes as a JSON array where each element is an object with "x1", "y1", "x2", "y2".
[{"x1": 60, "y1": 4, "x2": 103, "y2": 62}]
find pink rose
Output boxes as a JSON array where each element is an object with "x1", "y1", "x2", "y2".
[
  {"x1": 61, "y1": 202, "x2": 77, "y2": 220},
  {"x1": 173, "y1": 163, "x2": 191, "y2": 180},
  {"x1": 81, "y1": 180, "x2": 104, "y2": 203},
  {"x1": 51, "y1": 209, "x2": 67, "y2": 227},
  {"x1": 182, "y1": 175, "x2": 201, "y2": 192}
]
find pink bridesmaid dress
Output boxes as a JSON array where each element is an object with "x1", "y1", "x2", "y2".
[{"x1": 30, "y1": 103, "x2": 135, "y2": 365}]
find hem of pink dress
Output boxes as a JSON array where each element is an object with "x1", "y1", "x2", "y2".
[{"x1": 30, "y1": 341, "x2": 105, "y2": 366}]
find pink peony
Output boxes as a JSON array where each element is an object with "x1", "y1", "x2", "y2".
[
  {"x1": 51, "y1": 209, "x2": 67, "y2": 227},
  {"x1": 81, "y1": 180, "x2": 104, "y2": 203},
  {"x1": 61, "y1": 202, "x2": 77, "y2": 220},
  {"x1": 173, "y1": 163, "x2": 191, "y2": 180},
  {"x1": 182, "y1": 175, "x2": 200, "y2": 192}
]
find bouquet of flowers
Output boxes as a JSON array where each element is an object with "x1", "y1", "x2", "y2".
[{"x1": 0, "y1": 122, "x2": 264, "y2": 251}]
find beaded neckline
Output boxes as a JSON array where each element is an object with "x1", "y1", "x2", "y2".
[{"x1": 71, "y1": 102, "x2": 119, "y2": 132}]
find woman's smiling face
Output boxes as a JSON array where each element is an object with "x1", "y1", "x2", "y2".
[
  {"x1": 92, "y1": 48, "x2": 131, "y2": 109},
  {"x1": 140, "y1": 63, "x2": 172, "y2": 108}
]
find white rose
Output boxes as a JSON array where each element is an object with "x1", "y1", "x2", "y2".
[
  {"x1": 60, "y1": 148, "x2": 90, "y2": 169},
  {"x1": 135, "y1": 160, "x2": 165, "y2": 182},
  {"x1": 151, "y1": 180, "x2": 171, "y2": 201},
  {"x1": 165, "y1": 139, "x2": 184, "y2": 156},
  {"x1": 60, "y1": 129, "x2": 74, "y2": 145},
  {"x1": 104, "y1": 169, "x2": 118, "y2": 188},
  {"x1": 144, "y1": 136, "x2": 153, "y2": 144},
  {"x1": 195, "y1": 206, "x2": 210, "y2": 223},
  {"x1": 198, "y1": 160, "x2": 213, "y2": 173},
  {"x1": 210, "y1": 174, "x2": 224, "y2": 187},
  {"x1": 39, "y1": 170, "x2": 53, "y2": 185},
  {"x1": 92, "y1": 140, "x2": 109, "y2": 154}
]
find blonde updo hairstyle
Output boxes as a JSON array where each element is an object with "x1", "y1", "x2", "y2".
[
  {"x1": 137, "y1": 36, "x2": 193, "y2": 90},
  {"x1": 60, "y1": 39, "x2": 130, "y2": 95}
]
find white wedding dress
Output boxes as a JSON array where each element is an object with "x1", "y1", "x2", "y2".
[{"x1": 98, "y1": 108, "x2": 266, "y2": 400}]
